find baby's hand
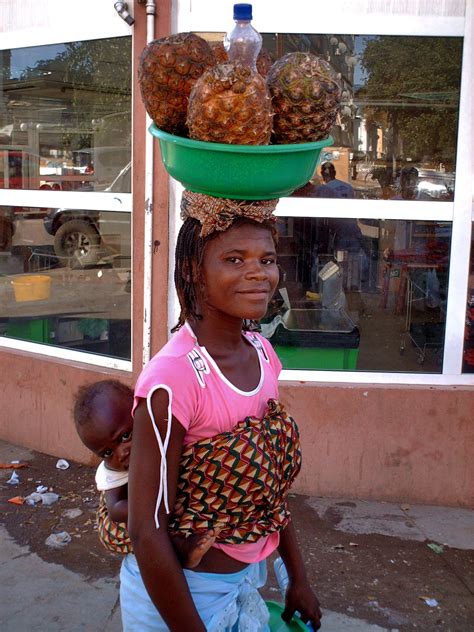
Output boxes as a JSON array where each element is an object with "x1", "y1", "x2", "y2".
[{"x1": 171, "y1": 530, "x2": 218, "y2": 568}]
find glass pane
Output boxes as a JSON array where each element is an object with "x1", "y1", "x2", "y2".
[
  {"x1": 257, "y1": 33, "x2": 461, "y2": 202},
  {"x1": 463, "y1": 223, "x2": 474, "y2": 373},
  {"x1": 0, "y1": 205, "x2": 131, "y2": 360},
  {"x1": 0, "y1": 37, "x2": 131, "y2": 192},
  {"x1": 262, "y1": 217, "x2": 451, "y2": 372}
]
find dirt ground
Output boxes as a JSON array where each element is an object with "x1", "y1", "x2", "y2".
[{"x1": 1, "y1": 447, "x2": 474, "y2": 631}]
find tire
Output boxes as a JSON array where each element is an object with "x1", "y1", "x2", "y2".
[{"x1": 54, "y1": 219, "x2": 100, "y2": 267}]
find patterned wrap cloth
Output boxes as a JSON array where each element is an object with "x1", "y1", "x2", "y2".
[
  {"x1": 97, "y1": 491, "x2": 133, "y2": 554},
  {"x1": 181, "y1": 190, "x2": 279, "y2": 238},
  {"x1": 169, "y1": 399, "x2": 302, "y2": 544},
  {"x1": 96, "y1": 399, "x2": 301, "y2": 553}
]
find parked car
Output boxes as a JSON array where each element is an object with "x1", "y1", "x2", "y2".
[{"x1": 43, "y1": 162, "x2": 131, "y2": 266}]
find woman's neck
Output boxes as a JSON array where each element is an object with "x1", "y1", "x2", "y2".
[{"x1": 188, "y1": 314, "x2": 246, "y2": 355}]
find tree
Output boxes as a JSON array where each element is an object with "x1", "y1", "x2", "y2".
[{"x1": 360, "y1": 36, "x2": 462, "y2": 166}]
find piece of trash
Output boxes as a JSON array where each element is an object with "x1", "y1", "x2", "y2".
[
  {"x1": 36, "y1": 485, "x2": 48, "y2": 494},
  {"x1": 45, "y1": 531, "x2": 72, "y2": 548},
  {"x1": 40, "y1": 492, "x2": 60, "y2": 506},
  {"x1": 400, "y1": 504, "x2": 411, "y2": 511},
  {"x1": 62, "y1": 508, "x2": 83, "y2": 519},
  {"x1": 8, "y1": 496, "x2": 25, "y2": 505},
  {"x1": 349, "y1": 542, "x2": 359, "y2": 547},
  {"x1": 427, "y1": 542, "x2": 444, "y2": 555},
  {"x1": 419, "y1": 596, "x2": 439, "y2": 607},
  {"x1": 25, "y1": 491, "x2": 60, "y2": 506},
  {"x1": 25, "y1": 492, "x2": 43, "y2": 506},
  {"x1": 425, "y1": 598, "x2": 439, "y2": 607},
  {"x1": 56, "y1": 459, "x2": 70, "y2": 470},
  {"x1": 0, "y1": 462, "x2": 28, "y2": 469},
  {"x1": 332, "y1": 544, "x2": 345, "y2": 550},
  {"x1": 6, "y1": 471, "x2": 20, "y2": 485}
]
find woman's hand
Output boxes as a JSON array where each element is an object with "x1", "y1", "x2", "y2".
[
  {"x1": 282, "y1": 577, "x2": 322, "y2": 630},
  {"x1": 277, "y1": 517, "x2": 323, "y2": 630}
]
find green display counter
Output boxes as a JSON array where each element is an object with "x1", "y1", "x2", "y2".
[
  {"x1": 6, "y1": 319, "x2": 52, "y2": 343},
  {"x1": 266, "y1": 308, "x2": 360, "y2": 371}
]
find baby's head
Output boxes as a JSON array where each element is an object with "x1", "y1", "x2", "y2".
[{"x1": 73, "y1": 380, "x2": 134, "y2": 472}]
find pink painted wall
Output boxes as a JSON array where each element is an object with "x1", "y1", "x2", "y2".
[
  {"x1": 1, "y1": 352, "x2": 472, "y2": 508},
  {"x1": 280, "y1": 382, "x2": 474, "y2": 507}
]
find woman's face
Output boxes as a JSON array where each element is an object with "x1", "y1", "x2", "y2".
[{"x1": 200, "y1": 222, "x2": 279, "y2": 322}]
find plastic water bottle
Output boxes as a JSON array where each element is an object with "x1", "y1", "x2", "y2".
[
  {"x1": 273, "y1": 557, "x2": 315, "y2": 631},
  {"x1": 224, "y1": 3, "x2": 262, "y2": 71}
]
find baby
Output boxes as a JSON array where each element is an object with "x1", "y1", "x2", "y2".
[{"x1": 73, "y1": 379, "x2": 216, "y2": 565}]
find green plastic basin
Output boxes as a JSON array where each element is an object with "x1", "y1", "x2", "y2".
[
  {"x1": 266, "y1": 600, "x2": 309, "y2": 631},
  {"x1": 149, "y1": 124, "x2": 333, "y2": 200}
]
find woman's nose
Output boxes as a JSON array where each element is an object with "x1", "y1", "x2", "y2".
[{"x1": 245, "y1": 261, "x2": 267, "y2": 279}]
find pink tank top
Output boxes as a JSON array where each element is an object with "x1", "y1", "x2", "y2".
[{"x1": 133, "y1": 322, "x2": 282, "y2": 563}]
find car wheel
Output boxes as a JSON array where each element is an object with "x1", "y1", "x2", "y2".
[{"x1": 54, "y1": 219, "x2": 100, "y2": 266}]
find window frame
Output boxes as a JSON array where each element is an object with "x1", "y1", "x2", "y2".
[
  {"x1": 171, "y1": 0, "x2": 473, "y2": 385},
  {"x1": 0, "y1": 1, "x2": 133, "y2": 370}
]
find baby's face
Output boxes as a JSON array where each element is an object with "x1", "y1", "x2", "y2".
[{"x1": 80, "y1": 393, "x2": 133, "y2": 471}]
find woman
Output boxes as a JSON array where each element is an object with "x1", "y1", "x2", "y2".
[{"x1": 126, "y1": 192, "x2": 322, "y2": 631}]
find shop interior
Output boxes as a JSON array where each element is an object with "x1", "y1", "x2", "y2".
[{"x1": 262, "y1": 216, "x2": 452, "y2": 373}]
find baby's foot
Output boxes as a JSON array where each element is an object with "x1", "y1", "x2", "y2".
[{"x1": 172, "y1": 530, "x2": 218, "y2": 568}]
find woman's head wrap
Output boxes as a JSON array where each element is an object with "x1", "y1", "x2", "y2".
[{"x1": 181, "y1": 190, "x2": 279, "y2": 238}]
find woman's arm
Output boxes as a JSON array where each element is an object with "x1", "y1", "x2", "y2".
[
  {"x1": 278, "y1": 517, "x2": 322, "y2": 630},
  {"x1": 128, "y1": 389, "x2": 206, "y2": 631},
  {"x1": 104, "y1": 485, "x2": 128, "y2": 523}
]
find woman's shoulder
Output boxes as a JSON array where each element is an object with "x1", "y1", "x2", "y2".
[
  {"x1": 136, "y1": 326, "x2": 197, "y2": 388},
  {"x1": 244, "y1": 330, "x2": 282, "y2": 375}
]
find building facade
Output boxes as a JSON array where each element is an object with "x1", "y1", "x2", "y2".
[{"x1": 0, "y1": 0, "x2": 472, "y2": 506}]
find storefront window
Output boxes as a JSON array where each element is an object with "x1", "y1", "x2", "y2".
[
  {"x1": 0, "y1": 205, "x2": 131, "y2": 359},
  {"x1": 463, "y1": 224, "x2": 474, "y2": 373},
  {"x1": 0, "y1": 37, "x2": 131, "y2": 192},
  {"x1": 261, "y1": 217, "x2": 451, "y2": 372},
  {"x1": 258, "y1": 33, "x2": 462, "y2": 202},
  {"x1": 0, "y1": 35, "x2": 132, "y2": 362}
]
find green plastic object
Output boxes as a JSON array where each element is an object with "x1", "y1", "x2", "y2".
[
  {"x1": 149, "y1": 124, "x2": 333, "y2": 200},
  {"x1": 6, "y1": 319, "x2": 51, "y2": 343},
  {"x1": 275, "y1": 345, "x2": 359, "y2": 370},
  {"x1": 266, "y1": 600, "x2": 309, "y2": 631}
]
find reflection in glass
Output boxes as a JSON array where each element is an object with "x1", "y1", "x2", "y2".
[
  {"x1": 0, "y1": 206, "x2": 131, "y2": 360},
  {"x1": 463, "y1": 225, "x2": 474, "y2": 373},
  {"x1": 259, "y1": 33, "x2": 461, "y2": 201},
  {"x1": 261, "y1": 217, "x2": 451, "y2": 372},
  {"x1": 0, "y1": 37, "x2": 131, "y2": 192}
]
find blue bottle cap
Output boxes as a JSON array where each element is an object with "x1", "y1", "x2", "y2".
[{"x1": 233, "y1": 3, "x2": 252, "y2": 20}]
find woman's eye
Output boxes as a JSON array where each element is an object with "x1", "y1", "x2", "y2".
[
  {"x1": 103, "y1": 449, "x2": 113, "y2": 458},
  {"x1": 226, "y1": 257, "x2": 242, "y2": 264},
  {"x1": 262, "y1": 258, "x2": 276, "y2": 265},
  {"x1": 122, "y1": 431, "x2": 132, "y2": 442}
]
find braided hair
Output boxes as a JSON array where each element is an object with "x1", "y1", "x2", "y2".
[{"x1": 172, "y1": 216, "x2": 279, "y2": 333}]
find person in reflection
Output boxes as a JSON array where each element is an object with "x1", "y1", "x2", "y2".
[
  {"x1": 315, "y1": 162, "x2": 355, "y2": 199},
  {"x1": 392, "y1": 166, "x2": 419, "y2": 200}
]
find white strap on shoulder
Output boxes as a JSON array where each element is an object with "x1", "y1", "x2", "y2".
[{"x1": 146, "y1": 384, "x2": 173, "y2": 529}]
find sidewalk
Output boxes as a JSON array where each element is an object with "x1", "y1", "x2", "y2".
[{"x1": 1, "y1": 439, "x2": 473, "y2": 631}]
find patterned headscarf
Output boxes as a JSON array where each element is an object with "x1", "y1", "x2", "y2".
[{"x1": 181, "y1": 190, "x2": 279, "y2": 238}]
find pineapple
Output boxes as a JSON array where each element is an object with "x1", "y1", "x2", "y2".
[
  {"x1": 138, "y1": 33, "x2": 214, "y2": 135},
  {"x1": 187, "y1": 63, "x2": 273, "y2": 145},
  {"x1": 211, "y1": 42, "x2": 273, "y2": 77},
  {"x1": 266, "y1": 52, "x2": 341, "y2": 143}
]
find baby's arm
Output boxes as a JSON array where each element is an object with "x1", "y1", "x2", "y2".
[{"x1": 104, "y1": 484, "x2": 128, "y2": 524}]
